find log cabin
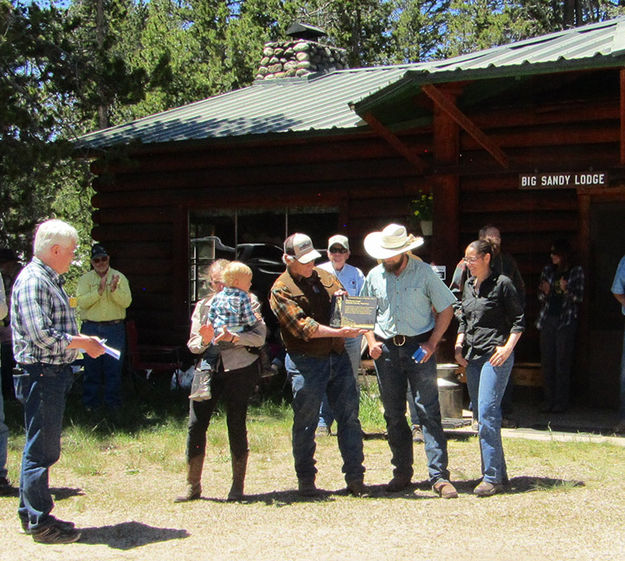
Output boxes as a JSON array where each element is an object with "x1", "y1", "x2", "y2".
[{"x1": 78, "y1": 18, "x2": 625, "y2": 407}]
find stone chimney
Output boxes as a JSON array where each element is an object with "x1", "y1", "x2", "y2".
[{"x1": 255, "y1": 23, "x2": 349, "y2": 80}]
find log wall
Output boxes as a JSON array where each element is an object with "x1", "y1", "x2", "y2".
[{"x1": 88, "y1": 67, "x2": 625, "y2": 387}]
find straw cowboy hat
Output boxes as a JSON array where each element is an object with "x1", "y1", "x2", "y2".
[{"x1": 364, "y1": 223, "x2": 424, "y2": 260}]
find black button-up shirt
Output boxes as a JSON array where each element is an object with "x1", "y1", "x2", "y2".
[{"x1": 458, "y1": 272, "x2": 525, "y2": 360}]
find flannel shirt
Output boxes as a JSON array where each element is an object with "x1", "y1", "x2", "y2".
[
  {"x1": 11, "y1": 257, "x2": 79, "y2": 365},
  {"x1": 207, "y1": 286, "x2": 257, "y2": 333},
  {"x1": 535, "y1": 264, "x2": 584, "y2": 330},
  {"x1": 270, "y1": 268, "x2": 344, "y2": 356}
]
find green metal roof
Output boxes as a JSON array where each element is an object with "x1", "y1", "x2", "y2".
[{"x1": 78, "y1": 17, "x2": 625, "y2": 150}]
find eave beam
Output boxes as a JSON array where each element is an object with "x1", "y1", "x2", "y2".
[
  {"x1": 362, "y1": 112, "x2": 428, "y2": 173},
  {"x1": 421, "y1": 84, "x2": 510, "y2": 169}
]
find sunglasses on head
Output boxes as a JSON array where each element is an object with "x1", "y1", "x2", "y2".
[
  {"x1": 92, "y1": 256, "x2": 109, "y2": 264},
  {"x1": 329, "y1": 246, "x2": 348, "y2": 254}
]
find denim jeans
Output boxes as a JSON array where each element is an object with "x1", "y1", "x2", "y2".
[
  {"x1": 318, "y1": 335, "x2": 362, "y2": 429},
  {"x1": 373, "y1": 339, "x2": 449, "y2": 485},
  {"x1": 186, "y1": 360, "x2": 258, "y2": 461},
  {"x1": 13, "y1": 363, "x2": 74, "y2": 530},
  {"x1": 0, "y1": 369, "x2": 7, "y2": 479},
  {"x1": 465, "y1": 354, "x2": 514, "y2": 484},
  {"x1": 539, "y1": 316, "x2": 577, "y2": 410},
  {"x1": 286, "y1": 351, "x2": 364, "y2": 484},
  {"x1": 81, "y1": 321, "x2": 125, "y2": 409}
]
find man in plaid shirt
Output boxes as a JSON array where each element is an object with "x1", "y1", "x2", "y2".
[
  {"x1": 270, "y1": 233, "x2": 366, "y2": 497},
  {"x1": 11, "y1": 219, "x2": 105, "y2": 544}
]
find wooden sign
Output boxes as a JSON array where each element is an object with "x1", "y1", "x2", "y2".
[{"x1": 519, "y1": 172, "x2": 608, "y2": 190}]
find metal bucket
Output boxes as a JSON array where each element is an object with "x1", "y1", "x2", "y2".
[{"x1": 438, "y1": 377, "x2": 463, "y2": 419}]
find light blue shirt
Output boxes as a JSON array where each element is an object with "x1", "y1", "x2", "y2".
[
  {"x1": 612, "y1": 256, "x2": 625, "y2": 315},
  {"x1": 360, "y1": 257, "x2": 456, "y2": 339},
  {"x1": 318, "y1": 261, "x2": 365, "y2": 297}
]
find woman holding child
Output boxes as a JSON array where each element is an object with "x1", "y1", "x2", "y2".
[
  {"x1": 175, "y1": 259, "x2": 266, "y2": 502},
  {"x1": 454, "y1": 240, "x2": 525, "y2": 496}
]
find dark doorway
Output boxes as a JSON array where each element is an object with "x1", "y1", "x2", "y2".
[{"x1": 586, "y1": 201, "x2": 625, "y2": 407}]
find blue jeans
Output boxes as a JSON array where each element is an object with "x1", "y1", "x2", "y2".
[
  {"x1": 373, "y1": 339, "x2": 449, "y2": 485},
  {"x1": 465, "y1": 354, "x2": 514, "y2": 484},
  {"x1": 0, "y1": 368, "x2": 7, "y2": 479},
  {"x1": 318, "y1": 335, "x2": 362, "y2": 429},
  {"x1": 286, "y1": 351, "x2": 364, "y2": 484},
  {"x1": 13, "y1": 363, "x2": 74, "y2": 530},
  {"x1": 81, "y1": 321, "x2": 125, "y2": 409}
]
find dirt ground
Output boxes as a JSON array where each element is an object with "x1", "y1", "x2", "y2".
[{"x1": 2, "y1": 431, "x2": 625, "y2": 561}]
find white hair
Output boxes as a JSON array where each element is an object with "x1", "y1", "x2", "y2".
[{"x1": 33, "y1": 219, "x2": 78, "y2": 257}]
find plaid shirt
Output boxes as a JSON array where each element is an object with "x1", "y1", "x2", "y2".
[
  {"x1": 270, "y1": 268, "x2": 344, "y2": 356},
  {"x1": 536, "y1": 264, "x2": 584, "y2": 330},
  {"x1": 11, "y1": 257, "x2": 79, "y2": 365},
  {"x1": 207, "y1": 286, "x2": 257, "y2": 332}
]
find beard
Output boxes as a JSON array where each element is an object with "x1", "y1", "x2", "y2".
[{"x1": 383, "y1": 254, "x2": 406, "y2": 273}]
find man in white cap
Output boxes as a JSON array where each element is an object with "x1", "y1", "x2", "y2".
[
  {"x1": 316, "y1": 234, "x2": 365, "y2": 436},
  {"x1": 270, "y1": 233, "x2": 366, "y2": 497},
  {"x1": 361, "y1": 223, "x2": 458, "y2": 498}
]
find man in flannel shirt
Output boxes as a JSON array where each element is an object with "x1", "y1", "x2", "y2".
[
  {"x1": 270, "y1": 233, "x2": 366, "y2": 498},
  {"x1": 11, "y1": 219, "x2": 105, "y2": 544}
]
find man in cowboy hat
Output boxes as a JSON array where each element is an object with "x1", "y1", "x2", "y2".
[
  {"x1": 270, "y1": 233, "x2": 366, "y2": 497},
  {"x1": 360, "y1": 223, "x2": 458, "y2": 498}
]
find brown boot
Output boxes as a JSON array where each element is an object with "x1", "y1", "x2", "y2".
[
  {"x1": 227, "y1": 453, "x2": 248, "y2": 501},
  {"x1": 174, "y1": 454, "x2": 204, "y2": 502}
]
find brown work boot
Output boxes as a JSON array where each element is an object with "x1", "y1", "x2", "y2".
[
  {"x1": 433, "y1": 479, "x2": 458, "y2": 499},
  {"x1": 174, "y1": 454, "x2": 204, "y2": 502},
  {"x1": 386, "y1": 472, "x2": 412, "y2": 492},
  {"x1": 227, "y1": 453, "x2": 248, "y2": 501},
  {"x1": 473, "y1": 480, "x2": 504, "y2": 497}
]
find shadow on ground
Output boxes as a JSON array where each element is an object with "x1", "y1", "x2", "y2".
[
  {"x1": 78, "y1": 521, "x2": 189, "y2": 549},
  {"x1": 193, "y1": 474, "x2": 584, "y2": 506}
]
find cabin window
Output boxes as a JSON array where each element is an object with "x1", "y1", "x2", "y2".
[{"x1": 188, "y1": 206, "x2": 339, "y2": 307}]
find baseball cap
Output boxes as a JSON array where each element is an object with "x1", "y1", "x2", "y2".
[
  {"x1": 284, "y1": 233, "x2": 321, "y2": 264},
  {"x1": 328, "y1": 235, "x2": 349, "y2": 250},
  {"x1": 91, "y1": 243, "x2": 109, "y2": 259}
]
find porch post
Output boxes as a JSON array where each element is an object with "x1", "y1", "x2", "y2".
[{"x1": 431, "y1": 87, "x2": 461, "y2": 272}]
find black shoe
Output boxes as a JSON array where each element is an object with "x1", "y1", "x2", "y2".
[
  {"x1": 0, "y1": 476, "x2": 13, "y2": 495},
  {"x1": 298, "y1": 478, "x2": 319, "y2": 497},
  {"x1": 31, "y1": 524, "x2": 81, "y2": 544},
  {"x1": 21, "y1": 516, "x2": 76, "y2": 535},
  {"x1": 386, "y1": 473, "x2": 412, "y2": 492},
  {"x1": 346, "y1": 479, "x2": 365, "y2": 497}
]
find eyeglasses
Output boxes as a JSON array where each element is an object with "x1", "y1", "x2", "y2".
[
  {"x1": 463, "y1": 255, "x2": 482, "y2": 264},
  {"x1": 92, "y1": 256, "x2": 109, "y2": 264},
  {"x1": 329, "y1": 247, "x2": 348, "y2": 254}
]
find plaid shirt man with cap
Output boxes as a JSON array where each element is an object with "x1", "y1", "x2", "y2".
[
  {"x1": 361, "y1": 223, "x2": 459, "y2": 499},
  {"x1": 270, "y1": 233, "x2": 366, "y2": 496}
]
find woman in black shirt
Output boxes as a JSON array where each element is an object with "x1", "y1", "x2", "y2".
[{"x1": 454, "y1": 239, "x2": 525, "y2": 497}]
